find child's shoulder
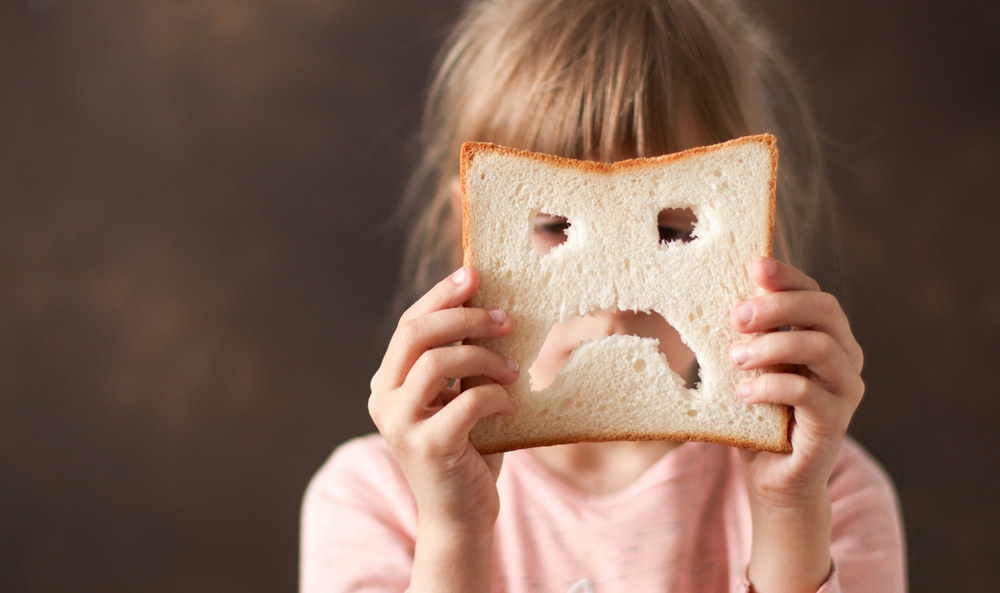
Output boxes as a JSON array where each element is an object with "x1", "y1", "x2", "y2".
[
  {"x1": 304, "y1": 433, "x2": 415, "y2": 510},
  {"x1": 800, "y1": 435, "x2": 905, "y2": 559},
  {"x1": 325, "y1": 432, "x2": 396, "y2": 467},
  {"x1": 828, "y1": 436, "x2": 901, "y2": 505}
]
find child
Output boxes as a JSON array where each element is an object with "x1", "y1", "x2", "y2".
[{"x1": 301, "y1": 0, "x2": 906, "y2": 591}]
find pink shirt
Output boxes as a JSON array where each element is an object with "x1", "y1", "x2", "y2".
[{"x1": 301, "y1": 435, "x2": 906, "y2": 593}]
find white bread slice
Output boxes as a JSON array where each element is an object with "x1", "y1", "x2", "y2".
[{"x1": 461, "y1": 135, "x2": 790, "y2": 455}]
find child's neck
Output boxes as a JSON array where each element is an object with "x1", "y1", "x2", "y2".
[{"x1": 529, "y1": 440, "x2": 682, "y2": 496}]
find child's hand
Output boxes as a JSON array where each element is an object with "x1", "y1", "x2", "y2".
[
  {"x1": 729, "y1": 256, "x2": 864, "y2": 592},
  {"x1": 729, "y1": 256, "x2": 864, "y2": 503},
  {"x1": 368, "y1": 266, "x2": 518, "y2": 536}
]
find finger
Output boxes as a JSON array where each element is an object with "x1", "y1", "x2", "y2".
[
  {"x1": 738, "y1": 373, "x2": 834, "y2": 420},
  {"x1": 730, "y1": 291, "x2": 863, "y2": 373},
  {"x1": 400, "y1": 266, "x2": 479, "y2": 325},
  {"x1": 424, "y1": 382, "x2": 516, "y2": 447},
  {"x1": 372, "y1": 265, "x2": 493, "y2": 392},
  {"x1": 750, "y1": 257, "x2": 821, "y2": 293},
  {"x1": 378, "y1": 306, "x2": 513, "y2": 389},
  {"x1": 731, "y1": 331, "x2": 863, "y2": 395},
  {"x1": 402, "y1": 345, "x2": 519, "y2": 417},
  {"x1": 738, "y1": 374, "x2": 856, "y2": 439},
  {"x1": 372, "y1": 266, "x2": 479, "y2": 392}
]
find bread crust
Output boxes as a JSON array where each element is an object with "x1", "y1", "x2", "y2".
[{"x1": 460, "y1": 135, "x2": 790, "y2": 454}]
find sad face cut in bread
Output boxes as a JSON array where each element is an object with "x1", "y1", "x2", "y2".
[{"x1": 460, "y1": 134, "x2": 791, "y2": 455}]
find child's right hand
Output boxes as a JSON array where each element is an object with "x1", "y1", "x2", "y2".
[{"x1": 368, "y1": 266, "x2": 519, "y2": 535}]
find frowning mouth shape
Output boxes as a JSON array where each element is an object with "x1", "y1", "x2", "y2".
[{"x1": 527, "y1": 310, "x2": 700, "y2": 393}]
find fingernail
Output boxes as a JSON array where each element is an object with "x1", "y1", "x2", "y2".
[
  {"x1": 762, "y1": 257, "x2": 777, "y2": 278},
  {"x1": 731, "y1": 343, "x2": 749, "y2": 365},
  {"x1": 738, "y1": 381, "x2": 751, "y2": 400},
  {"x1": 451, "y1": 267, "x2": 467, "y2": 285},
  {"x1": 735, "y1": 302, "x2": 754, "y2": 325},
  {"x1": 505, "y1": 357, "x2": 519, "y2": 372},
  {"x1": 490, "y1": 309, "x2": 506, "y2": 324}
]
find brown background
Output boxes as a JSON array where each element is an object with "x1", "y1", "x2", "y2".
[{"x1": 1, "y1": 1, "x2": 997, "y2": 591}]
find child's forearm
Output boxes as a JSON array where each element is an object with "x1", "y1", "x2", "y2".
[
  {"x1": 410, "y1": 521, "x2": 494, "y2": 593},
  {"x1": 747, "y1": 489, "x2": 833, "y2": 593}
]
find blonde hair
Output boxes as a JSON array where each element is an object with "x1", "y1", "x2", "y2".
[{"x1": 395, "y1": 0, "x2": 830, "y2": 310}]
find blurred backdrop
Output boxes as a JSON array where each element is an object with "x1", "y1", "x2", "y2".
[{"x1": 1, "y1": 0, "x2": 997, "y2": 591}]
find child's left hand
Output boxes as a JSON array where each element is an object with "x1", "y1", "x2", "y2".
[
  {"x1": 729, "y1": 256, "x2": 864, "y2": 592},
  {"x1": 729, "y1": 256, "x2": 864, "y2": 506}
]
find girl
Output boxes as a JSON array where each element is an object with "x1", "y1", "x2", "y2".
[{"x1": 301, "y1": 0, "x2": 906, "y2": 591}]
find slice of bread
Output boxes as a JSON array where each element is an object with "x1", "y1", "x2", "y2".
[{"x1": 460, "y1": 134, "x2": 791, "y2": 455}]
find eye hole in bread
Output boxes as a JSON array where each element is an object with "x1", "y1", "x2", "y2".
[
  {"x1": 531, "y1": 212, "x2": 571, "y2": 256},
  {"x1": 657, "y1": 207, "x2": 698, "y2": 244}
]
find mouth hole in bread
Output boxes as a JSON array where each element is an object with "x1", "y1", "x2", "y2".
[
  {"x1": 531, "y1": 212, "x2": 571, "y2": 256},
  {"x1": 527, "y1": 310, "x2": 700, "y2": 394},
  {"x1": 657, "y1": 207, "x2": 698, "y2": 244}
]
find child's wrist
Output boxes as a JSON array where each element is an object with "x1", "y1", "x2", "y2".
[
  {"x1": 747, "y1": 490, "x2": 832, "y2": 593},
  {"x1": 417, "y1": 514, "x2": 496, "y2": 544},
  {"x1": 748, "y1": 490, "x2": 831, "y2": 538},
  {"x1": 412, "y1": 519, "x2": 494, "y2": 593},
  {"x1": 746, "y1": 479, "x2": 830, "y2": 515}
]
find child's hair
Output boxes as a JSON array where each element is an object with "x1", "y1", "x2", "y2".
[{"x1": 395, "y1": 0, "x2": 830, "y2": 310}]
